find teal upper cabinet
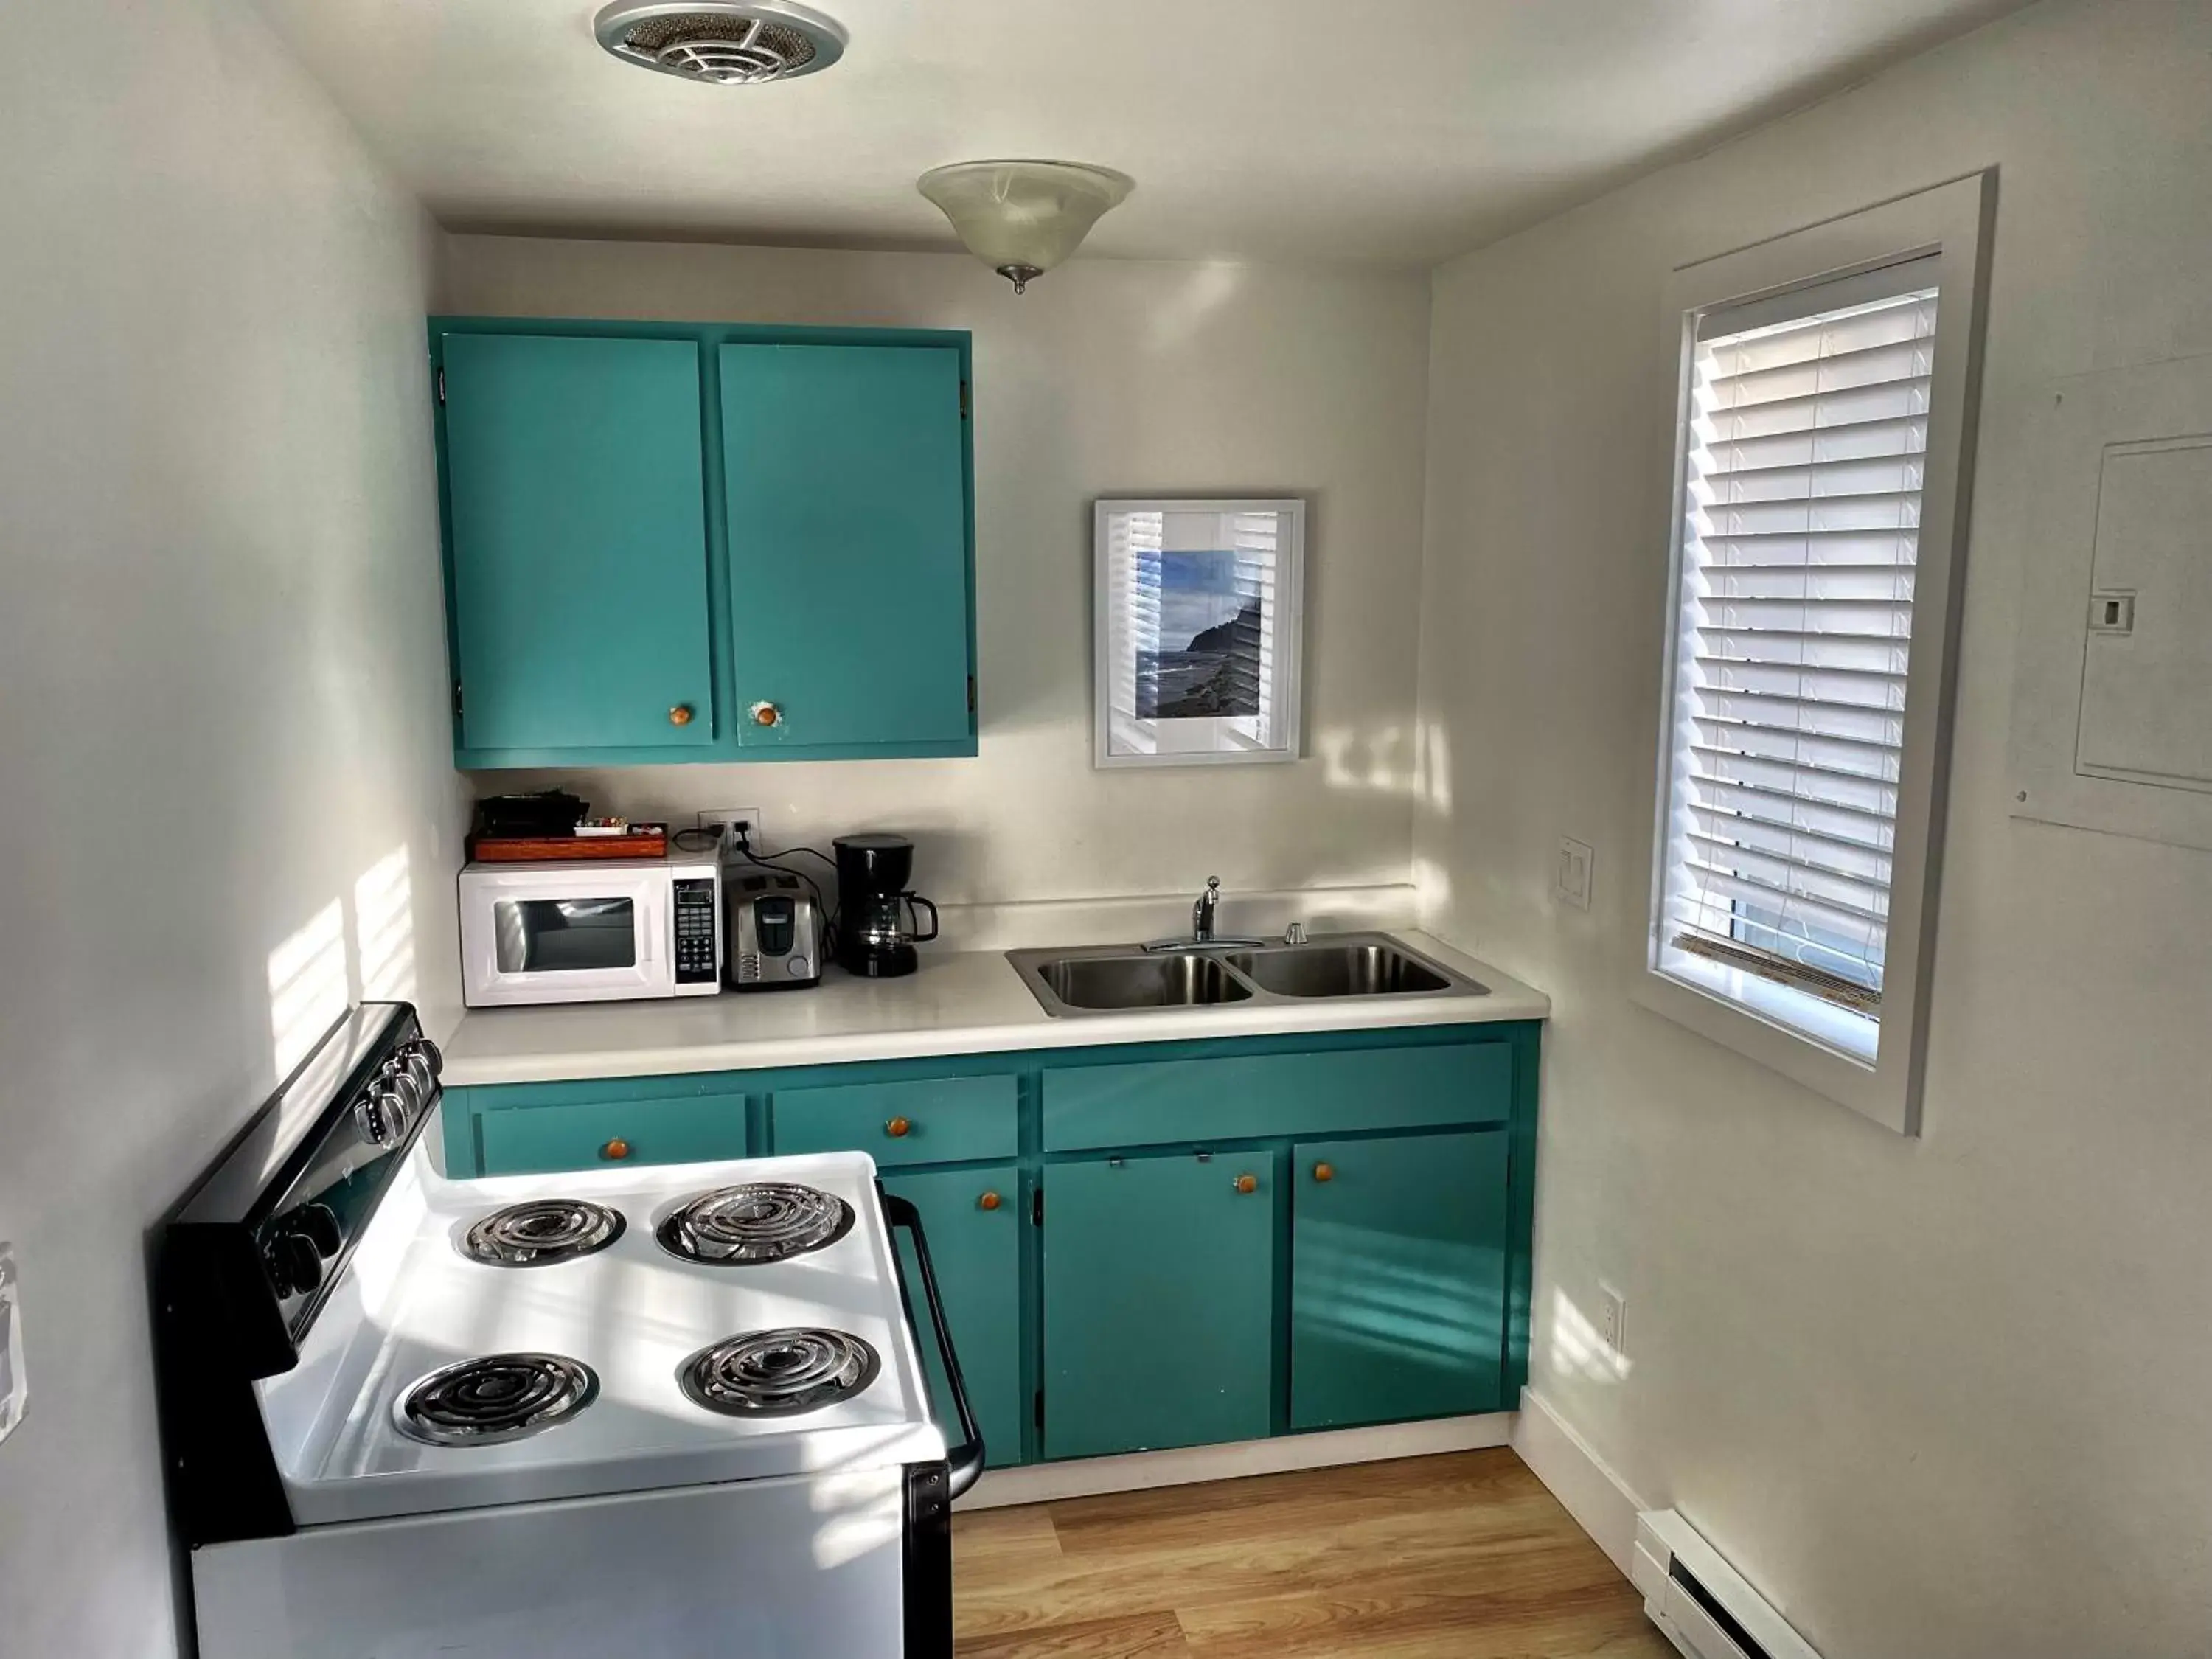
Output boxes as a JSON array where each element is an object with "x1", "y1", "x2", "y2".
[
  {"x1": 442, "y1": 333, "x2": 715, "y2": 753},
  {"x1": 1289, "y1": 1130, "x2": 1509, "y2": 1431},
  {"x1": 721, "y1": 344, "x2": 974, "y2": 751},
  {"x1": 431, "y1": 319, "x2": 978, "y2": 769}
]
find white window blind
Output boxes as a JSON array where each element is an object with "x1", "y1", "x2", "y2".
[{"x1": 1658, "y1": 257, "x2": 1941, "y2": 1031}]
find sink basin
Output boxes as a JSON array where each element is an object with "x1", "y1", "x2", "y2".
[
  {"x1": 1035, "y1": 952, "x2": 1254, "y2": 1011},
  {"x1": 1222, "y1": 942, "x2": 1453, "y2": 998},
  {"x1": 1006, "y1": 932, "x2": 1485, "y2": 1018}
]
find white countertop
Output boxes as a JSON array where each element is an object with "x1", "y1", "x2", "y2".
[{"x1": 440, "y1": 931, "x2": 1548, "y2": 1087}]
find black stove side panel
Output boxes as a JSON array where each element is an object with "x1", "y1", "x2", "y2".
[
  {"x1": 902, "y1": 1460, "x2": 954, "y2": 1658},
  {"x1": 153, "y1": 1231, "x2": 296, "y2": 1546}
]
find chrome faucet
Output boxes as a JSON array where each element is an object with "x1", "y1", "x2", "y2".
[
  {"x1": 1193, "y1": 876, "x2": 1222, "y2": 942},
  {"x1": 1141, "y1": 877, "x2": 1270, "y2": 952}
]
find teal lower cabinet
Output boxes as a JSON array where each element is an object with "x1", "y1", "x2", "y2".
[
  {"x1": 1043, "y1": 1151, "x2": 1279, "y2": 1459},
  {"x1": 437, "y1": 1019, "x2": 1541, "y2": 1472},
  {"x1": 1288, "y1": 1130, "x2": 1510, "y2": 1430},
  {"x1": 880, "y1": 1164, "x2": 1025, "y2": 1474},
  {"x1": 469, "y1": 1089, "x2": 748, "y2": 1176}
]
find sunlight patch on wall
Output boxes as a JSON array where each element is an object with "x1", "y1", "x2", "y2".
[
  {"x1": 1316, "y1": 724, "x2": 1412, "y2": 796},
  {"x1": 1412, "y1": 717, "x2": 1453, "y2": 815},
  {"x1": 1144, "y1": 262, "x2": 1246, "y2": 354},
  {"x1": 268, "y1": 899, "x2": 348, "y2": 1075},
  {"x1": 355, "y1": 846, "x2": 417, "y2": 1001}
]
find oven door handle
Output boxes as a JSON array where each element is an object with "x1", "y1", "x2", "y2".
[{"x1": 880, "y1": 1191, "x2": 986, "y2": 1500}]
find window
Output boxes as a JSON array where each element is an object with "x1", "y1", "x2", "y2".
[{"x1": 1636, "y1": 176, "x2": 1992, "y2": 1135}]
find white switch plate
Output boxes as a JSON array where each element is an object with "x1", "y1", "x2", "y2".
[
  {"x1": 0, "y1": 1242, "x2": 25, "y2": 1444},
  {"x1": 1598, "y1": 1281, "x2": 1626, "y2": 1359},
  {"x1": 1555, "y1": 837, "x2": 1594, "y2": 911}
]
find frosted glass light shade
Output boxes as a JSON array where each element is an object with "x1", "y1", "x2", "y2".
[{"x1": 917, "y1": 160, "x2": 1134, "y2": 293}]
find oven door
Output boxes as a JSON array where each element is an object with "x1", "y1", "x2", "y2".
[{"x1": 459, "y1": 869, "x2": 672, "y2": 1006}]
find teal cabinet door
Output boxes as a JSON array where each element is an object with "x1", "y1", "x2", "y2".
[
  {"x1": 881, "y1": 1164, "x2": 1026, "y2": 1470},
  {"x1": 1290, "y1": 1130, "x2": 1509, "y2": 1430},
  {"x1": 443, "y1": 333, "x2": 715, "y2": 751},
  {"x1": 720, "y1": 344, "x2": 973, "y2": 749},
  {"x1": 1043, "y1": 1152, "x2": 1277, "y2": 1459}
]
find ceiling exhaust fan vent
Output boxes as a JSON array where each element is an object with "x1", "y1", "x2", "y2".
[{"x1": 593, "y1": 1, "x2": 848, "y2": 85}]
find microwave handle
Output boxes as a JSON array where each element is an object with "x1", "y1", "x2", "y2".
[{"x1": 636, "y1": 895, "x2": 655, "y2": 965}]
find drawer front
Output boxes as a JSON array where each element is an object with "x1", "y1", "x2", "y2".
[
  {"x1": 1041, "y1": 1040, "x2": 1511, "y2": 1152},
  {"x1": 475, "y1": 1093, "x2": 747, "y2": 1176},
  {"x1": 770, "y1": 1074, "x2": 1018, "y2": 1168}
]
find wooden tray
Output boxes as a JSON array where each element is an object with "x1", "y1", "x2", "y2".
[{"x1": 470, "y1": 831, "x2": 668, "y2": 862}]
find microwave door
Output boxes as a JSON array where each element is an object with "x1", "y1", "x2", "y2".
[{"x1": 465, "y1": 872, "x2": 667, "y2": 1005}]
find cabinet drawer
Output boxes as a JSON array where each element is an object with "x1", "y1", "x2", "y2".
[
  {"x1": 1041, "y1": 1040, "x2": 1510, "y2": 1152},
  {"x1": 770, "y1": 1074, "x2": 1017, "y2": 1167},
  {"x1": 475, "y1": 1093, "x2": 747, "y2": 1176}
]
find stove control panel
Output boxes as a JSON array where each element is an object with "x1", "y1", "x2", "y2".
[{"x1": 167, "y1": 1004, "x2": 445, "y2": 1365}]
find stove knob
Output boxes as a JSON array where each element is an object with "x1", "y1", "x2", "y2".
[
  {"x1": 408, "y1": 1036, "x2": 445, "y2": 1080},
  {"x1": 295, "y1": 1203, "x2": 342, "y2": 1257},
  {"x1": 264, "y1": 1231, "x2": 324, "y2": 1298},
  {"x1": 354, "y1": 1085, "x2": 407, "y2": 1150}
]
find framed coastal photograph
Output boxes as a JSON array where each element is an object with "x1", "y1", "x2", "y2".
[{"x1": 1093, "y1": 498, "x2": 1305, "y2": 768}]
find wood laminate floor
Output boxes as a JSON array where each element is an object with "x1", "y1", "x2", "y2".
[{"x1": 952, "y1": 1448, "x2": 1675, "y2": 1658}]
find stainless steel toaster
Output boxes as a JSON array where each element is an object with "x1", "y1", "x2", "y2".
[{"x1": 723, "y1": 871, "x2": 825, "y2": 990}]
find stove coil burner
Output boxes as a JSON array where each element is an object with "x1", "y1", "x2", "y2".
[
  {"x1": 655, "y1": 1182, "x2": 855, "y2": 1264},
  {"x1": 680, "y1": 1328, "x2": 880, "y2": 1417},
  {"x1": 462, "y1": 1199, "x2": 626, "y2": 1267},
  {"x1": 394, "y1": 1353, "x2": 599, "y2": 1447}
]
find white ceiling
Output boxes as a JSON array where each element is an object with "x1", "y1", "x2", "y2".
[{"x1": 254, "y1": 0, "x2": 2031, "y2": 266}]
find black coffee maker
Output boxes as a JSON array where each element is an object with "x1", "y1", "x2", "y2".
[{"x1": 833, "y1": 833, "x2": 939, "y2": 978}]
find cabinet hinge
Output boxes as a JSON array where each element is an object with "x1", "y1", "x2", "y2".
[
  {"x1": 959, "y1": 380, "x2": 970, "y2": 420},
  {"x1": 1033, "y1": 1389, "x2": 1044, "y2": 1430},
  {"x1": 435, "y1": 366, "x2": 446, "y2": 406},
  {"x1": 451, "y1": 681, "x2": 464, "y2": 720},
  {"x1": 1031, "y1": 1188, "x2": 1043, "y2": 1225},
  {"x1": 968, "y1": 675, "x2": 977, "y2": 715}
]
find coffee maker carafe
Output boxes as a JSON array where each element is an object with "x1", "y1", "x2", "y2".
[{"x1": 833, "y1": 833, "x2": 939, "y2": 978}]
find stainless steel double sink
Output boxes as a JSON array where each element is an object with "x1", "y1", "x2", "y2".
[{"x1": 1006, "y1": 931, "x2": 1487, "y2": 1018}]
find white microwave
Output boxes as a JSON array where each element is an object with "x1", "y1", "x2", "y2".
[{"x1": 458, "y1": 854, "x2": 723, "y2": 1008}]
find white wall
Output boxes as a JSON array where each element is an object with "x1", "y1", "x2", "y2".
[
  {"x1": 439, "y1": 237, "x2": 1433, "y2": 908},
  {"x1": 0, "y1": 1, "x2": 462, "y2": 1652},
  {"x1": 1416, "y1": 1, "x2": 2212, "y2": 1655}
]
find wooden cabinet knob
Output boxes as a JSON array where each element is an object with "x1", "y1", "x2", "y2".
[
  {"x1": 1232, "y1": 1173, "x2": 1258, "y2": 1195},
  {"x1": 978, "y1": 1191, "x2": 1002, "y2": 1211},
  {"x1": 886, "y1": 1116, "x2": 912, "y2": 1138},
  {"x1": 1312, "y1": 1162, "x2": 1334, "y2": 1183},
  {"x1": 751, "y1": 701, "x2": 781, "y2": 727},
  {"x1": 668, "y1": 704, "x2": 694, "y2": 727},
  {"x1": 601, "y1": 1138, "x2": 631, "y2": 1161}
]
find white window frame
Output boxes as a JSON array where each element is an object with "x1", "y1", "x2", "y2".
[{"x1": 1632, "y1": 173, "x2": 1994, "y2": 1137}]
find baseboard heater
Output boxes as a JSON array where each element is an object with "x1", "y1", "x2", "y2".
[{"x1": 1632, "y1": 1509, "x2": 1823, "y2": 1659}]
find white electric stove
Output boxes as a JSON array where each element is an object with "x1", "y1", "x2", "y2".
[{"x1": 156, "y1": 1004, "x2": 981, "y2": 1659}]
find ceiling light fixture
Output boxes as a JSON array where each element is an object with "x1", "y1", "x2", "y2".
[
  {"x1": 592, "y1": 1, "x2": 849, "y2": 86},
  {"x1": 917, "y1": 161, "x2": 1135, "y2": 294}
]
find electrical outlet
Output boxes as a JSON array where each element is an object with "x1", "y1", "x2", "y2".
[
  {"x1": 1555, "y1": 837, "x2": 1594, "y2": 911},
  {"x1": 696, "y1": 807, "x2": 762, "y2": 852},
  {"x1": 0, "y1": 1242, "x2": 26, "y2": 1444},
  {"x1": 1597, "y1": 1282, "x2": 1626, "y2": 1360}
]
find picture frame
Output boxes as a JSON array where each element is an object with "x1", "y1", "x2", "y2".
[{"x1": 1092, "y1": 497, "x2": 1306, "y2": 768}]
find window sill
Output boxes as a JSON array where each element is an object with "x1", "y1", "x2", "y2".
[{"x1": 1630, "y1": 942, "x2": 1916, "y2": 1136}]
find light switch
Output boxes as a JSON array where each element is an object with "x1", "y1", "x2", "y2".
[
  {"x1": 0, "y1": 1242, "x2": 24, "y2": 1444},
  {"x1": 1555, "y1": 837, "x2": 1594, "y2": 911}
]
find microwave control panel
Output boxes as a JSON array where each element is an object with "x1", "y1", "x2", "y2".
[{"x1": 673, "y1": 878, "x2": 719, "y2": 985}]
